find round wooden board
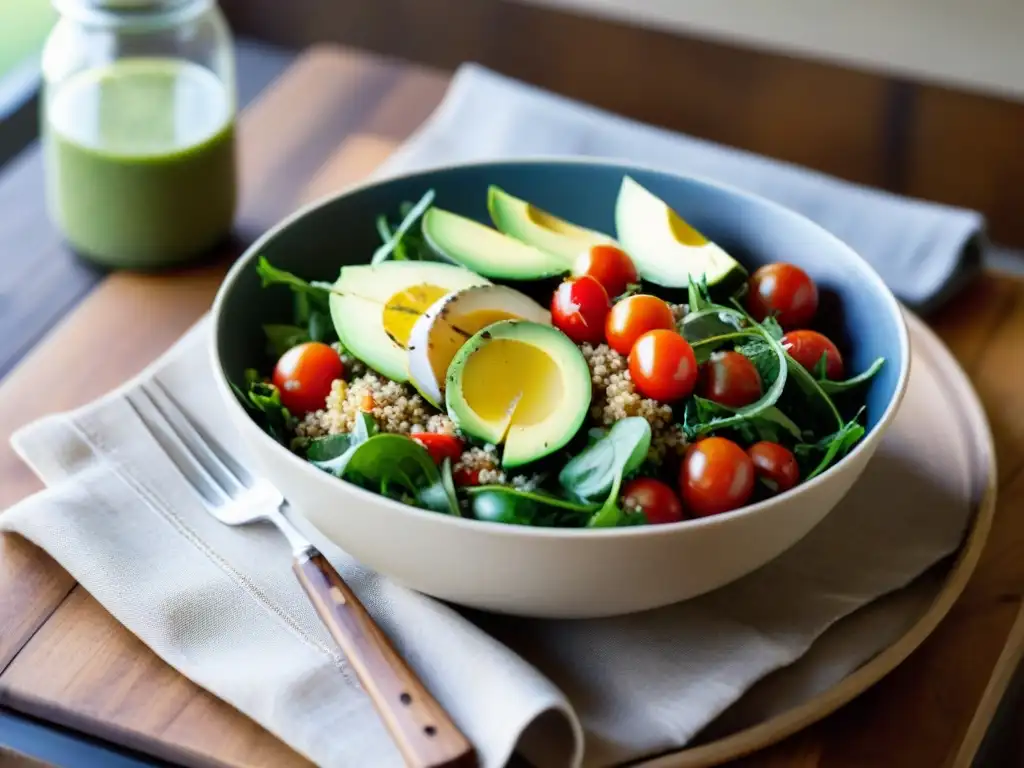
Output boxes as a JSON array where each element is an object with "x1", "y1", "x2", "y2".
[{"x1": 633, "y1": 309, "x2": 998, "y2": 768}]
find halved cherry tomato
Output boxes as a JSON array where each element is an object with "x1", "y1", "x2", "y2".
[
  {"x1": 781, "y1": 329, "x2": 844, "y2": 379},
  {"x1": 605, "y1": 294, "x2": 676, "y2": 355},
  {"x1": 628, "y1": 330, "x2": 698, "y2": 402},
  {"x1": 679, "y1": 436, "x2": 755, "y2": 516},
  {"x1": 697, "y1": 350, "x2": 762, "y2": 408},
  {"x1": 572, "y1": 244, "x2": 638, "y2": 298},
  {"x1": 271, "y1": 341, "x2": 344, "y2": 416},
  {"x1": 747, "y1": 442, "x2": 800, "y2": 494},
  {"x1": 453, "y1": 467, "x2": 482, "y2": 486},
  {"x1": 747, "y1": 263, "x2": 819, "y2": 328},
  {"x1": 622, "y1": 477, "x2": 685, "y2": 524},
  {"x1": 550, "y1": 275, "x2": 610, "y2": 345},
  {"x1": 411, "y1": 433, "x2": 465, "y2": 465}
]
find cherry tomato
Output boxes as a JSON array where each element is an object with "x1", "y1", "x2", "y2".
[
  {"x1": 453, "y1": 467, "x2": 482, "y2": 486},
  {"x1": 271, "y1": 341, "x2": 344, "y2": 416},
  {"x1": 550, "y1": 275, "x2": 610, "y2": 345},
  {"x1": 572, "y1": 244, "x2": 638, "y2": 298},
  {"x1": 747, "y1": 442, "x2": 800, "y2": 494},
  {"x1": 622, "y1": 477, "x2": 685, "y2": 524},
  {"x1": 781, "y1": 329, "x2": 844, "y2": 379},
  {"x1": 628, "y1": 330, "x2": 698, "y2": 402},
  {"x1": 697, "y1": 350, "x2": 762, "y2": 408},
  {"x1": 747, "y1": 263, "x2": 819, "y2": 328},
  {"x1": 605, "y1": 294, "x2": 676, "y2": 355},
  {"x1": 679, "y1": 436, "x2": 755, "y2": 517},
  {"x1": 411, "y1": 433, "x2": 464, "y2": 465}
]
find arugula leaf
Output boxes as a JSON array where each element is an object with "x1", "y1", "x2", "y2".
[
  {"x1": 819, "y1": 357, "x2": 885, "y2": 394},
  {"x1": 255, "y1": 256, "x2": 339, "y2": 345},
  {"x1": 687, "y1": 274, "x2": 714, "y2": 312},
  {"x1": 371, "y1": 189, "x2": 436, "y2": 264},
  {"x1": 559, "y1": 417, "x2": 651, "y2": 504},
  {"x1": 795, "y1": 408, "x2": 867, "y2": 480},
  {"x1": 239, "y1": 380, "x2": 295, "y2": 444},
  {"x1": 783, "y1": 357, "x2": 844, "y2": 431},
  {"x1": 340, "y1": 433, "x2": 459, "y2": 515},
  {"x1": 760, "y1": 315, "x2": 784, "y2": 341},
  {"x1": 679, "y1": 307, "x2": 746, "y2": 344},
  {"x1": 263, "y1": 324, "x2": 310, "y2": 358},
  {"x1": 812, "y1": 352, "x2": 829, "y2": 380}
]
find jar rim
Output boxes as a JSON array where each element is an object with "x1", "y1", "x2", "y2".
[{"x1": 52, "y1": 0, "x2": 213, "y2": 27}]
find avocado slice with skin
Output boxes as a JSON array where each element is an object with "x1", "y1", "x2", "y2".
[
  {"x1": 329, "y1": 261, "x2": 490, "y2": 382},
  {"x1": 487, "y1": 185, "x2": 615, "y2": 263},
  {"x1": 423, "y1": 207, "x2": 570, "y2": 281},
  {"x1": 446, "y1": 320, "x2": 592, "y2": 468},
  {"x1": 615, "y1": 175, "x2": 747, "y2": 289}
]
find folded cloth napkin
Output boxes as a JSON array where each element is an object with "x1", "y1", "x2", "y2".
[
  {"x1": 3, "y1": 308, "x2": 980, "y2": 767},
  {"x1": 378, "y1": 64, "x2": 987, "y2": 314}
]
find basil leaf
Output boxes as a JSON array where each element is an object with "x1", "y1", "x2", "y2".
[
  {"x1": 263, "y1": 323, "x2": 310, "y2": 357},
  {"x1": 559, "y1": 417, "x2": 652, "y2": 504},
  {"x1": 819, "y1": 357, "x2": 885, "y2": 394},
  {"x1": 795, "y1": 409, "x2": 867, "y2": 480},
  {"x1": 340, "y1": 434, "x2": 458, "y2": 515},
  {"x1": 306, "y1": 413, "x2": 378, "y2": 476},
  {"x1": 371, "y1": 189, "x2": 436, "y2": 264}
]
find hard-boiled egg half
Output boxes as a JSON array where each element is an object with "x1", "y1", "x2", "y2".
[{"x1": 406, "y1": 284, "x2": 550, "y2": 407}]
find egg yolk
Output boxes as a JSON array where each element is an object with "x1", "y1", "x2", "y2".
[
  {"x1": 459, "y1": 339, "x2": 564, "y2": 438},
  {"x1": 382, "y1": 283, "x2": 449, "y2": 347}
]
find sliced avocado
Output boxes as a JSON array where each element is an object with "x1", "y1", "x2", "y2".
[
  {"x1": 423, "y1": 207, "x2": 569, "y2": 280},
  {"x1": 446, "y1": 320, "x2": 591, "y2": 468},
  {"x1": 615, "y1": 175, "x2": 747, "y2": 289},
  {"x1": 487, "y1": 185, "x2": 614, "y2": 262},
  {"x1": 329, "y1": 261, "x2": 490, "y2": 382}
]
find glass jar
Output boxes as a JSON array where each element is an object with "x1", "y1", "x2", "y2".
[{"x1": 41, "y1": 0, "x2": 238, "y2": 270}]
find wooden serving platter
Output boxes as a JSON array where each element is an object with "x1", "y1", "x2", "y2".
[{"x1": 0, "y1": 44, "x2": 1022, "y2": 768}]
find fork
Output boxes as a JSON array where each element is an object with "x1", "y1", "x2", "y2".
[{"x1": 127, "y1": 380, "x2": 476, "y2": 768}]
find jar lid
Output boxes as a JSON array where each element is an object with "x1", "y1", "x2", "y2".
[{"x1": 53, "y1": 0, "x2": 208, "y2": 22}]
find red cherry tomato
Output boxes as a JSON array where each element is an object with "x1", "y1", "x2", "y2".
[
  {"x1": 697, "y1": 350, "x2": 762, "y2": 408},
  {"x1": 628, "y1": 330, "x2": 698, "y2": 402},
  {"x1": 411, "y1": 433, "x2": 465, "y2": 465},
  {"x1": 605, "y1": 294, "x2": 676, "y2": 355},
  {"x1": 679, "y1": 436, "x2": 755, "y2": 517},
  {"x1": 747, "y1": 263, "x2": 819, "y2": 328},
  {"x1": 622, "y1": 477, "x2": 685, "y2": 524},
  {"x1": 271, "y1": 342, "x2": 344, "y2": 416},
  {"x1": 572, "y1": 244, "x2": 638, "y2": 298},
  {"x1": 781, "y1": 329, "x2": 844, "y2": 379},
  {"x1": 453, "y1": 467, "x2": 482, "y2": 486},
  {"x1": 747, "y1": 442, "x2": 800, "y2": 494},
  {"x1": 550, "y1": 275, "x2": 610, "y2": 345}
]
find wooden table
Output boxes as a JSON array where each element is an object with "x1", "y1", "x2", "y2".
[{"x1": 0, "y1": 43, "x2": 1022, "y2": 768}]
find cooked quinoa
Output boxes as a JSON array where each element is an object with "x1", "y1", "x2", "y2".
[
  {"x1": 330, "y1": 342, "x2": 367, "y2": 379},
  {"x1": 580, "y1": 342, "x2": 687, "y2": 464},
  {"x1": 296, "y1": 371, "x2": 456, "y2": 438},
  {"x1": 670, "y1": 303, "x2": 688, "y2": 324}
]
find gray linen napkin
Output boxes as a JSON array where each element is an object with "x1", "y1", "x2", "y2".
[
  {"x1": 2, "y1": 308, "x2": 984, "y2": 767},
  {"x1": 377, "y1": 64, "x2": 986, "y2": 313}
]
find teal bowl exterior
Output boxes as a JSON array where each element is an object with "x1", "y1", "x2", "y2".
[{"x1": 210, "y1": 159, "x2": 910, "y2": 618}]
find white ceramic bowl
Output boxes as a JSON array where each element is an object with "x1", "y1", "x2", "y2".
[{"x1": 210, "y1": 159, "x2": 910, "y2": 619}]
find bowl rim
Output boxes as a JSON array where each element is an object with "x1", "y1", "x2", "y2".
[{"x1": 209, "y1": 155, "x2": 912, "y2": 539}]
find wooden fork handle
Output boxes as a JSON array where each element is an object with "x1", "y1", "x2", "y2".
[{"x1": 293, "y1": 549, "x2": 477, "y2": 768}]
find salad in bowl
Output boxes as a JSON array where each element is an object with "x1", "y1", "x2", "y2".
[{"x1": 232, "y1": 175, "x2": 885, "y2": 530}]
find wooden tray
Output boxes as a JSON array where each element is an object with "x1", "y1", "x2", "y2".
[{"x1": 0, "y1": 44, "x2": 1021, "y2": 768}]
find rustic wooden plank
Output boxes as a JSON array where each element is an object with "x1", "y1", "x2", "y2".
[
  {"x1": 1, "y1": 588, "x2": 311, "y2": 768},
  {"x1": 0, "y1": 54, "x2": 430, "y2": 768}
]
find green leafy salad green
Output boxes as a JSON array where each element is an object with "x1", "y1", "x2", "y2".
[{"x1": 233, "y1": 178, "x2": 886, "y2": 528}]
